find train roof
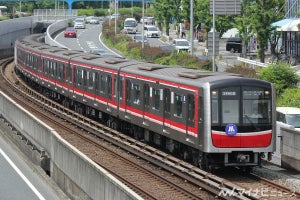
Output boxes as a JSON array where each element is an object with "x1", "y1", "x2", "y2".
[
  {"x1": 69, "y1": 52, "x2": 243, "y2": 86},
  {"x1": 16, "y1": 34, "x2": 271, "y2": 88}
]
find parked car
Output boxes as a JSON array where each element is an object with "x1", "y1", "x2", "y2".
[
  {"x1": 90, "y1": 17, "x2": 100, "y2": 24},
  {"x1": 172, "y1": 39, "x2": 191, "y2": 53},
  {"x1": 226, "y1": 37, "x2": 242, "y2": 53},
  {"x1": 64, "y1": 27, "x2": 77, "y2": 38},
  {"x1": 144, "y1": 25, "x2": 161, "y2": 38},
  {"x1": 74, "y1": 18, "x2": 86, "y2": 29},
  {"x1": 85, "y1": 16, "x2": 94, "y2": 24},
  {"x1": 159, "y1": 44, "x2": 174, "y2": 52},
  {"x1": 276, "y1": 107, "x2": 300, "y2": 131},
  {"x1": 110, "y1": 13, "x2": 120, "y2": 19},
  {"x1": 133, "y1": 34, "x2": 149, "y2": 46}
]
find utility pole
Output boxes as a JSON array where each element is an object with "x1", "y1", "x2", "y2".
[{"x1": 190, "y1": 0, "x2": 194, "y2": 55}]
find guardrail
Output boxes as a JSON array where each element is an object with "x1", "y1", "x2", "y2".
[{"x1": 237, "y1": 56, "x2": 268, "y2": 67}]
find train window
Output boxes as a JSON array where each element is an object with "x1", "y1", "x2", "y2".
[
  {"x1": 50, "y1": 62, "x2": 53, "y2": 77},
  {"x1": 211, "y1": 90, "x2": 219, "y2": 123},
  {"x1": 66, "y1": 64, "x2": 71, "y2": 83},
  {"x1": 52, "y1": 62, "x2": 57, "y2": 77},
  {"x1": 187, "y1": 94, "x2": 195, "y2": 126},
  {"x1": 107, "y1": 75, "x2": 112, "y2": 99},
  {"x1": 164, "y1": 89, "x2": 171, "y2": 114},
  {"x1": 174, "y1": 93, "x2": 183, "y2": 118},
  {"x1": 83, "y1": 70, "x2": 87, "y2": 87},
  {"x1": 143, "y1": 84, "x2": 150, "y2": 108},
  {"x1": 100, "y1": 75, "x2": 106, "y2": 94},
  {"x1": 133, "y1": 84, "x2": 141, "y2": 105},
  {"x1": 126, "y1": 79, "x2": 131, "y2": 103},
  {"x1": 120, "y1": 76, "x2": 124, "y2": 99},
  {"x1": 87, "y1": 71, "x2": 94, "y2": 90},
  {"x1": 44, "y1": 60, "x2": 49, "y2": 75},
  {"x1": 58, "y1": 63, "x2": 64, "y2": 80},
  {"x1": 221, "y1": 87, "x2": 240, "y2": 124},
  {"x1": 115, "y1": 75, "x2": 124, "y2": 100},
  {"x1": 33, "y1": 56, "x2": 38, "y2": 70},
  {"x1": 242, "y1": 87, "x2": 271, "y2": 124},
  {"x1": 95, "y1": 72, "x2": 100, "y2": 94},
  {"x1": 75, "y1": 67, "x2": 83, "y2": 86},
  {"x1": 152, "y1": 88, "x2": 160, "y2": 110}
]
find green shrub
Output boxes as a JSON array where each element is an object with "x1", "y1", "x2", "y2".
[
  {"x1": 258, "y1": 63, "x2": 300, "y2": 95},
  {"x1": 101, "y1": 20, "x2": 211, "y2": 70},
  {"x1": 225, "y1": 64, "x2": 258, "y2": 78},
  {"x1": 277, "y1": 88, "x2": 300, "y2": 107}
]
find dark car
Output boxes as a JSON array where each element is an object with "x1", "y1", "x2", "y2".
[
  {"x1": 226, "y1": 37, "x2": 242, "y2": 53},
  {"x1": 64, "y1": 27, "x2": 77, "y2": 38},
  {"x1": 89, "y1": 48, "x2": 114, "y2": 57},
  {"x1": 133, "y1": 34, "x2": 149, "y2": 46}
]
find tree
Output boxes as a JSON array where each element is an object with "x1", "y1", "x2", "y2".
[
  {"x1": 246, "y1": 0, "x2": 284, "y2": 62},
  {"x1": 258, "y1": 63, "x2": 300, "y2": 95},
  {"x1": 153, "y1": 0, "x2": 180, "y2": 36}
]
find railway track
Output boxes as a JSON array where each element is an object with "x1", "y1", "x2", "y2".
[
  {"x1": 215, "y1": 168, "x2": 300, "y2": 199},
  {"x1": 1, "y1": 57, "x2": 299, "y2": 199}
]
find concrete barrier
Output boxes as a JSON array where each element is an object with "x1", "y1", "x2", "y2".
[
  {"x1": 45, "y1": 19, "x2": 70, "y2": 48},
  {"x1": 0, "y1": 17, "x2": 34, "y2": 58},
  {"x1": 280, "y1": 126, "x2": 300, "y2": 172},
  {"x1": 0, "y1": 92, "x2": 142, "y2": 200}
]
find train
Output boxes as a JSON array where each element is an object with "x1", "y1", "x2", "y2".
[{"x1": 14, "y1": 34, "x2": 276, "y2": 170}]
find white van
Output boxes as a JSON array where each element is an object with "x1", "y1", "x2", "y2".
[
  {"x1": 124, "y1": 18, "x2": 137, "y2": 34},
  {"x1": 276, "y1": 106, "x2": 300, "y2": 130}
]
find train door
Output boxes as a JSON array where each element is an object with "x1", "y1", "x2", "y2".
[
  {"x1": 65, "y1": 63, "x2": 72, "y2": 96},
  {"x1": 185, "y1": 94, "x2": 196, "y2": 144},
  {"x1": 142, "y1": 83, "x2": 150, "y2": 125},
  {"x1": 125, "y1": 78, "x2": 132, "y2": 116},
  {"x1": 163, "y1": 88, "x2": 171, "y2": 132}
]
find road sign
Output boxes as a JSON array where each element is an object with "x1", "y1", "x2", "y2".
[{"x1": 210, "y1": 0, "x2": 241, "y2": 15}]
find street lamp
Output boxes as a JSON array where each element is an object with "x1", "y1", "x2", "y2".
[
  {"x1": 115, "y1": 0, "x2": 118, "y2": 35},
  {"x1": 131, "y1": 0, "x2": 133, "y2": 17},
  {"x1": 142, "y1": 0, "x2": 145, "y2": 48}
]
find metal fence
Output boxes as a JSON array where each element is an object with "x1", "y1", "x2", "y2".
[{"x1": 33, "y1": 9, "x2": 77, "y2": 22}]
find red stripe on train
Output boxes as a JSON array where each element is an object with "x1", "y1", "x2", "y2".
[{"x1": 212, "y1": 131, "x2": 272, "y2": 148}]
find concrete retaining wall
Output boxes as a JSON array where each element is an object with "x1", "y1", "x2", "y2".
[
  {"x1": 0, "y1": 17, "x2": 33, "y2": 58},
  {"x1": 45, "y1": 19, "x2": 70, "y2": 48},
  {"x1": 280, "y1": 126, "x2": 300, "y2": 172},
  {"x1": 0, "y1": 92, "x2": 142, "y2": 200}
]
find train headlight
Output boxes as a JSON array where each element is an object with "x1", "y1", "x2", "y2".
[{"x1": 264, "y1": 90, "x2": 270, "y2": 95}]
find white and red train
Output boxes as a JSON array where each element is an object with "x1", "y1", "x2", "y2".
[{"x1": 14, "y1": 34, "x2": 276, "y2": 170}]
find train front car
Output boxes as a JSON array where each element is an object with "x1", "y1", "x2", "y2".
[{"x1": 202, "y1": 77, "x2": 276, "y2": 170}]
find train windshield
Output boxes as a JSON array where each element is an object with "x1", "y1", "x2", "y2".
[{"x1": 211, "y1": 86, "x2": 272, "y2": 129}]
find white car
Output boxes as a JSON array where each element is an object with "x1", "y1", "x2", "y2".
[
  {"x1": 144, "y1": 25, "x2": 161, "y2": 38},
  {"x1": 172, "y1": 39, "x2": 191, "y2": 53},
  {"x1": 276, "y1": 107, "x2": 300, "y2": 131},
  {"x1": 90, "y1": 17, "x2": 100, "y2": 24},
  {"x1": 74, "y1": 18, "x2": 86, "y2": 29}
]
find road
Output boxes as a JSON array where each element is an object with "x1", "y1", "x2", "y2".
[
  {"x1": 55, "y1": 22, "x2": 243, "y2": 72},
  {"x1": 0, "y1": 121, "x2": 69, "y2": 200}
]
